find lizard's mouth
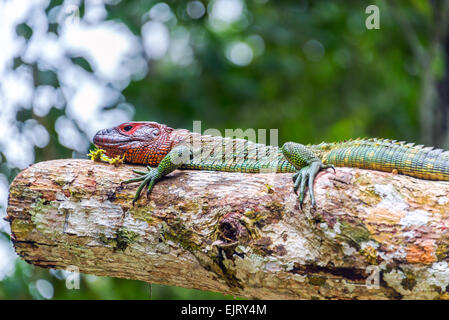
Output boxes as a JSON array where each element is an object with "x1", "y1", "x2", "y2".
[
  {"x1": 92, "y1": 128, "x2": 135, "y2": 156},
  {"x1": 94, "y1": 129, "x2": 130, "y2": 145}
]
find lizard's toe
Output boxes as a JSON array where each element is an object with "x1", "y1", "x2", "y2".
[{"x1": 293, "y1": 160, "x2": 324, "y2": 209}]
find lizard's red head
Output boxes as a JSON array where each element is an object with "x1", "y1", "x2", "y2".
[{"x1": 93, "y1": 121, "x2": 175, "y2": 166}]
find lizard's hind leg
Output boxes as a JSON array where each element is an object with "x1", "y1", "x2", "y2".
[{"x1": 281, "y1": 142, "x2": 334, "y2": 208}]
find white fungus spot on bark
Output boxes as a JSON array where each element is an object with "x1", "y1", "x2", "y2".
[
  {"x1": 426, "y1": 262, "x2": 449, "y2": 291},
  {"x1": 373, "y1": 184, "x2": 408, "y2": 211},
  {"x1": 342, "y1": 243, "x2": 356, "y2": 256},
  {"x1": 399, "y1": 210, "x2": 429, "y2": 227}
]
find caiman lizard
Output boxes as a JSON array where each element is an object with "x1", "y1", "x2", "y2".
[{"x1": 93, "y1": 121, "x2": 449, "y2": 206}]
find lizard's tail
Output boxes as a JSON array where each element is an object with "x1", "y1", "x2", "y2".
[{"x1": 322, "y1": 139, "x2": 449, "y2": 181}]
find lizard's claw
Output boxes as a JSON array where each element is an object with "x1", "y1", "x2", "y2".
[
  {"x1": 122, "y1": 168, "x2": 161, "y2": 205},
  {"x1": 132, "y1": 170, "x2": 148, "y2": 175},
  {"x1": 292, "y1": 171, "x2": 300, "y2": 184},
  {"x1": 294, "y1": 161, "x2": 334, "y2": 208},
  {"x1": 322, "y1": 163, "x2": 336, "y2": 174},
  {"x1": 293, "y1": 172, "x2": 302, "y2": 195},
  {"x1": 132, "y1": 166, "x2": 155, "y2": 176}
]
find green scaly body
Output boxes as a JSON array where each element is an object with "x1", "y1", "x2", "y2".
[{"x1": 177, "y1": 132, "x2": 449, "y2": 181}]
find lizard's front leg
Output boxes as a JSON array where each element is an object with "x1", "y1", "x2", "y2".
[
  {"x1": 122, "y1": 145, "x2": 191, "y2": 205},
  {"x1": 281, "y1": 142, "x2": 334, "y2": 207}
]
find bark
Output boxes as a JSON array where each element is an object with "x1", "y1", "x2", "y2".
[{"x1": 6, "y1": 159, "x2": 449, "y2": 299}]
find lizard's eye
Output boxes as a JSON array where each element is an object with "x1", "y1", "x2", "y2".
[
  {"x1": 152, "y1": 129, "x2": 159, "y2": 136},
  {"x1": 123, "y1": 125, "x2": 133, "y2": 132}
]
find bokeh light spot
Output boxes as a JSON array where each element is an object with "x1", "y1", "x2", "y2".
[
  {"x1": 226, "y1": 41, "x2": 253, "y2": 66},
  {"x1": 187, "y1": 1, "x2": 205, "y2": 20},
  {"x1": 302, "y1": 39, "x2": 325, "y2": 62}
]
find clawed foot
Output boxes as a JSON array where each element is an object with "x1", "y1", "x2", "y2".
[
  {"x1": 292, "y1": 162, "x2": 335, "y2": 208},
  {"x1": 121, "y1": 166, "x2": 161, "y2": 205}
]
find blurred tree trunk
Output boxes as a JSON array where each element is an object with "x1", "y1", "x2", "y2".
[
  {"x1": 437, "y1": 31, "x2": 449, "y2": 147},
  {"x1": 424, "y1": 0, "x2": 449, "y2": 148},
  {"x1": 392, "y1": 1, "x2": 449, "y2": 148}
]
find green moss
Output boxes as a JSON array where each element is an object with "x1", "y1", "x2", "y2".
[
  {"x1": 436, "y1": 242, "x2": 449, "y2": 261},
  {"x1": 308, "y1": 275, "x2": 327, "y2": 286},
  {"x1": 337, "y1": 220, "x2": 371, "y2": 248},
  {"x1": 66, "y1": 187, "x2": 90, "y2": 201},
  {"x1": 129, "y1": 206, "x2": 155, "y2": 225},
  {"x1": 162, "y1": 220, "x2": 243, "y2": 290},
  {"x1": 29, "y1": 198, "x2": 56, "y2": 234},
  {"x1": 10, "y1": 185, "x2": 42, "y2": 200},
  {"x1": 265, "y1": 201, "x2": 283, "y2": 217},
  {"x1": 401, "y1": 272, "x2": 417, "y2": 291},
  {"x1": 11, "y1": 218, "x2": 35, "y2": 239},
  {"x1": 29, "y1": 198, "x2": 48, "y2": 214},
  {"x1": 238, "y1": 215, "x2": 261, "y2": 240},
  {"x1": 115, "y1": 227, "x2": 139, "y2": 251},
  {"x1": 241, "y1": 201, "x2": 285, "y2": 232},
  {"x1": 162, "y1": 220, "x2": 202, "y2": 252},
  {"x1": 98, "y1": 232, "x2": 114, "y2": 245},
  {"x1": 243, "y1": 209, "x2": 263, "y2": 225},
  {"x1": 355, "y1": 174, "x2": 378, "y2": 187},
  {"x1": 358, "y1": 185, "x2": 383, "y2": 206},
  {"x1": 177, "y1": 201, "x2": 203, "y2": 213}
]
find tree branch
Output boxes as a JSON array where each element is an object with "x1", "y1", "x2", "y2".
[{"x1": 6, "y1": 159, "x2": 449, "y2": 299}]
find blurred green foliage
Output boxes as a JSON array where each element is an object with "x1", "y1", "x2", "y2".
[
  {"x1": 0, "y1": 0, "x2": 442, "y2": 299},
  {"x1": 117, "y1": 0, "x2": 425, "y2": 144}
]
